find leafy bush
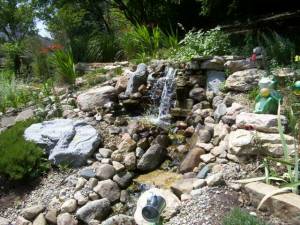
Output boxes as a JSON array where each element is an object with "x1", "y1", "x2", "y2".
[
  {"x1": 50, "y1": 48, "x2": 76, "y2": 84},
  {"x1": 0, "y1": 70, "x2": 33, "y2": 112},
  {"x1": 0, "y1": 119, "x2": 49, "y2": 181},
  {"x1": 171, "y1": 27, "x2": 231, "y2": 61},
  {"x1": 222, "y1": 208, "x2": 267, "y2": 225}
]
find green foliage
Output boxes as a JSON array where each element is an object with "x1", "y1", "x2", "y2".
[
  {"x1": 171, "y1": 27, "x2": 231, "y2": 61},
  {"x1": 247, "y1": 87, "x2": 259, "y2": 102},
  {"x1": 222, "y1": 208, "x2": 267, "y2": 225},
  {"x1": 0, "y1": 119, "x2": 49, "y2": 181},
  {"x1": 0, "y1": 70, "x2": 33, "y2": 112},
  {"x1": 50, "y1": 48, "x2": 76, "y2": 84}
]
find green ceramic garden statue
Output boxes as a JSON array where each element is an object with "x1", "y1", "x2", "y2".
[{"x1": 254, "y1": 76, "x2": 282, "y2": 114}]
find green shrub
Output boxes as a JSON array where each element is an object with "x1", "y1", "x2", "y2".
[
  {"x1": 0, "y1": 70, "x2": 33, "y2": 112},
  {"x1": 222, "y1": 208, "x2": 267, "y2": 225},
  {"x1": 171, "y1": 26, "x2": 231, "y2": 61},
  {"x1": 50, "y1": 48, "x2": 76, "y2": 84},
  {"x1": 247, "y1": 87, "x2": 260, "y2": 101},
  {"x1": 0, "y1": 119, "x2": 49, "y2": 181}
]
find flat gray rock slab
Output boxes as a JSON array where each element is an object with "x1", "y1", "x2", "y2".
[
  {"x1": 206, "y1": 70, "x2": 225, "y2": 94},
  {"x1": 24, "y1": 119, "x2": 101, "y2": 167}
]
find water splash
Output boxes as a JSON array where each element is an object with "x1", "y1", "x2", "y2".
[{"x1": 158, "y1": 67, "x2": 177, "y2": 122}]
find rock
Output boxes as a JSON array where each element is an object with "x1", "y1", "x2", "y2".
[
  {"x1": 137, "y1": 138, "x2": 150, "y2": 150},
  {"x1": 99, "y1": 148, "x2": 113, "y2": 158},
  {"x1": 191, "y1": 125, "x2": 212, "y2": 145},
  {"x1": 76, "y1": 199, "x2": 111, "y2": 224},
  {"x1": 200, "y1": 153, "x2": 216, "y2": 163},
  {"x1": 0, "y1": 217, "x2": 10, "y2": 225},
  {"x1": 225, "y1": 69, "x2": 267, "y2": 91},
  {"x1": 222, "y1": 102, "x2": 245, "y2": 125},
  {"x1": 171, "y1": 178, "x2": 201, "y2": 197},
  {"x1": 197, "y1": 165, "x2": 210, "y2": 179},
  {"x1": 112, "y1": 137, "x2": 136, "y2": 161},
  {"x1": 57, "y1": 213, "x2": 78, "y2": 225},
  {"x1": 211, "y1": 141, "x2": 227, "y2": 158},
  {"x1": 89, "y1": 192, "x2": 99, "y2": 201},
  {"x1": 137, "y1": 144, "x2": 167, "y2": 171},
  {"x1": 21, "y1": 205, "x2": 45, "y2": 220},
  {"x1": 213, "y1": 103, "x2": 227, "y2": 121},
  {"x1": 125, "y1": 63, "x2": 148, "y2": 95},
  {"x1": 113, "y1": 171, "x2": 134, "y2": 188},
  {"x1": 61, "y1": 199, "x2": 77, "y2": 213},
  {"x1": 33, "y1": 214, "x2": 46, "y2": 225},
  {"x1": 79, "y1": 168, "x2": 96, "y2": 179},
  {"x1": 74, "y1": 191, "x2": 89, "y2": 206},
  {"x1": 95, "y1": 164, "x2": 116, "y2": 180},
  {"x1": 134, "y1": 188, "x2": 180, "y2": 225},
  {"x1": 189, "y1": 87, "x2": 206, "y2": 102},
  {"x1": 236, "y1": 112, "x2": 287, "y2": 133},
  {"x1": 214, "y1": 122, "x2": 229, "y2": 140},
  {"x1": 15, "y1": 216, "x2": 32, "y2": 225},
  {"x1": 45, "y1": 209, "x2": 57, "y2": 224},
  {"x1": 123, "y1": 152, "x2": 136, "y2": 170},
  {"x1": 153, "y1": 135, "x2": 171, "y2": 148},
  {"x1": 205, "y1": 173, "x2": 224, "y2": 186},
  {"x1": 224, "y1": 59, "x2": 254, "y2": 73},
  {"x1": 229, "y1": 129, "x2": 294, "y2": 157},
  {"x1": 93, "y1": 180, "x2": 120, "y2": 203},
  {"x1": 15, "y1": 108, "x2": 34, "y2": 122},
  {"x1": 180, "y1": 147, "x2": 205, "y2": 173},
  {"x1": 201, "y1": 57, "x2": 225, "y2": 70},
  {"x1": 112, "y1": 161, "x2": 125, "y2": 172},
  {"x1": 86, "y1": 178, "x2": 99, "y2": 189},
  {"x1": 75, "y1": 177, "x2": 87, "y2": 191},
  {"x1": 101, "y1": 215, "x2": 136, "y2": 225},
  {"x1": 115, "y1": 75, "x2": 129, "y2": 93},
  {"x1": 77, "y1": 86, "x2": 117, "y2": 112},
  {"x1": 245, "y1": 182, "x2": 300, "y2": 225},
  {"x1": 135, "y1": 147, "x2": 145, "y2": 158},
  {"x1": 120, "y1": 190, "x2": 129, "y2": 203},
  {"x1": 206, "y1": 70, "x2": 225, "y2": 94},
  {"x1": 24, "y1": 119, "x2": 101, "y2": 167}
]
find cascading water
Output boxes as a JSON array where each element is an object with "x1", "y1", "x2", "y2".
[{"x1": 157, "y1": 67, "x2": 177, "y2": 125}]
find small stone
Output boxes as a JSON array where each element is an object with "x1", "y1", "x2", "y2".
[
  {"x1": 89, "y1": 192, "x2": 99, "y2": 201},
  {"x1": 135, "y1": 147, "x2": 145, "y2": 158},
  {"x1": 57, "y1": 213, "x2": 78, "y2": 225},
  {"x1": 0, "y1": 217, "x2": 10, "y2": 225},
  {"x1": 181, "y1": 193, "x2": 192, "y2": 201},
  {"x1": 192, "y1": 179, "x2": 206, "y2": 189},
  {"x1": 200, "y1": 153, "x2": 216, "y2": 163},
  {"x1": 45, "y1": 209, "x2": 57, "y2": 225},
  {"x1": 101, "y1": 158, "x2": 112, "y2": 164},
  {"x1": 21, "y1": 205, "x2": 45, "y2": 220},
  {"x1": 15, "y1": 216, "x2": 32, "y2": 225},
  {"x1": 197, "y1": 165, "x2": 210, "y2": 179},
  {"x1": 137, "y1": 138, "x2": 149, "y2": 150},
  {"x1": 171, "y1": 178, "x2": 200, "y2": 197},
  {"x1": 180, "y1": 147, "x2": 205, "y2": 173},
  {"x1": 74, "y1": 191, "x2": 89, "y2": 206},
  {"x1": 61, "y1": 199, "x2": 77, "y2": 213},
  {"x1": 120, "y1": 190, "x2": 129, "y2": 203},
  {"x1": 123, "y1": 152, "x2": 136, "y2": 170},
  {"x1": 205, "y1": 173, "x2": 224, "y2": 186},
  {"x1": 112, "y1": 161, "x2": 125, "y2": 172},
  {"x1": 76, "y1": 199, "x2": 111, "y2": 224},
  {"x1": 75, "y1": 177, "x2": 87, "y2": 191},
  {"x1": 93, "y1": 180, "x2": 121, "y2": 203},
  {"x1": 98, "y1": 148, "x2": 112, "y2": 158},
  {"x1": 101, "y1": 215, "x2": 135, "y2": 225},
  {"x1": 113, "y1": 171, "x2": 134, "y2": 188},
  {"x1": 95, "y1": 164, "x2": 116, "y2": 180},
  {"x1": 33, "y1": 213, "x2": 46, "y2": 225},
  {"x1": 85, "y1": 178, "x2": 98, "y2": 189},
  {"x1": 184, "y1": 126, "x2": 195, "y2": 137}
]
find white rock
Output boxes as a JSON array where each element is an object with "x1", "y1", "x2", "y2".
[{"x1": 61, "y1": 199, "x2": 77, "y2": 213}]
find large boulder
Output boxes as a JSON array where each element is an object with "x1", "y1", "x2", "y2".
[
  {"x1": 134, "y1": 188, "x2": 180, "y2": 225},
  {"x1": 125, "y1": 63, "x2": 148, "y2": 96},
  {"x1": 77, "y1": 86, "x2": 117, "y2": 112},
  {"x1": 225, "y1": 69, "x2": 266, "y2": 91},
  {"x1": 228, "y1": 129, "x2": 294, "y2": 157},
  {"x1": 76, "y1": 199, "x2": 111, "y2": 224},
  {"x1": 24, "y1": 119, "x2": 101, "y2": 167},
  {"x1": 236, "y1": 112, "x2": 288, "y2": 133}
]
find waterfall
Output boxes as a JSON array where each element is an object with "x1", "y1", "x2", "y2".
[{"x1": 158, "y1": 67, "x2": 177, "y2": 121}]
